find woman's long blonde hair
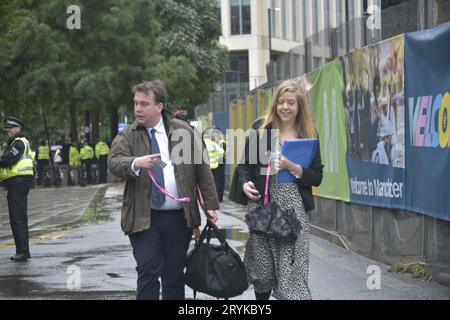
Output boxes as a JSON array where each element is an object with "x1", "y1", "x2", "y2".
[{"x1": 261, "y1": 79, "x2": 317, "y2": 138}]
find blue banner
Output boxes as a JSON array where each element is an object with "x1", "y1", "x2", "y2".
[{"x1": 405, "y1": 22, "x2": 450, "y2": 221}]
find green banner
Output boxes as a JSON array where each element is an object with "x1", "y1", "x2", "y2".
[{"x1": 307, "y1": 60, "x2": 350, "y2": 201}]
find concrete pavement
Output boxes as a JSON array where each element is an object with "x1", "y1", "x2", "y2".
[
  {"x1": 0, "y1": 184, "x2": 449, "y2": 299},
  {"x1": 0, "y1": 184, "x2": 107, "y2": 242}
]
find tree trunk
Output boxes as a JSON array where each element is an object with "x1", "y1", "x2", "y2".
[
  {"x1": 110, "y1": 106, "x2": 118, "y2": 142},
  {"x1": 69, "y1": 102, "x2": 78, "y2": 143},
  {"x1": 91, "y1": 108, "x2": 100, "y2": 142},
  {"x1": 84, "y1": 109, "x2": 91, "y2": 143}
]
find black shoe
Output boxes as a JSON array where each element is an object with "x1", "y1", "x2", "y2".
[{"x1": 10, "y1": 253, "x2": 31, "y2": 262}]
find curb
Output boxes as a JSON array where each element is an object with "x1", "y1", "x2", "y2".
[{"x1": 309, "y1": 224, "x2": 350, "y2": 250}]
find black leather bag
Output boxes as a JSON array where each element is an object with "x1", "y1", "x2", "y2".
[
  {"x1": 245, "y1": 201, "x2": 302, "y2": 241},
  {"x1": 244, "y1": 163, "x2": 302, "y2": 242},
  {"x1": 185, "y1": 221, "x2": 249, "y2": 299}
]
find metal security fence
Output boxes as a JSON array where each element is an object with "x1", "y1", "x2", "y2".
[
  {"x1": 271, "y1": 0, "x2": 445, "y2": 86},
  {"x1": 196, "y1": 0, "x2": 446, "y2": 118}
]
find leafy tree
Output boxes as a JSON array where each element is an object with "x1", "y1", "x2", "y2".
[{"x1": 0, "y1": 0, "x2": 227, "y2": 144}]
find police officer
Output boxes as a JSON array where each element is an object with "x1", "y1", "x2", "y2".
[
  {"x1": 216, "y1": 131, "x2": 226, "y2": 202},
  {"x1": 68, "y1": 140, "x2": 81, "y2": 186},
  {"x1": 0, "y1": 117, "x2": 34, "y2": 262},
  {"x1": 94, "y1": 138, "x2": 110, "y2": 183},
  {"x1": 80, "y1": 141, "x2": 94, "y2": 184},
  {"x1": 36, "y1": 139, "x2": 50, "y2": 185},
  {"x1": 203, "y1": 129, "x2": 225, "y2": 202}
]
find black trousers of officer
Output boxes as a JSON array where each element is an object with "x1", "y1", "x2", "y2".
[
  {"x1": 212, "y1": 165, "x2": 225, "y2": 202},
  {"x1": 6, "y1": 180, "x2": 32, "y2": 255},
  {"x1": 129, "y1": 209, "x2": 193, "y2": 300},
  {"x1": 98, "y1": 155, "x2": 108, "y2": 183},
  {"x1": 81, "y1": 159, "x2": 93, "y2": 184},
  {"x1": 36, "y1": 159, "x2": 49, "y2": 185}
]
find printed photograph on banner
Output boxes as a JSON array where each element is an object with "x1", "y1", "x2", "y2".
[{"x1": 340, "y1": 36, "x2": 405, "y2": 169}]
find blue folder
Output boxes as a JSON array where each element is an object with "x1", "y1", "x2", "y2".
[{"x1": 277, "y1": 139, "x2": 318, "y2": 183}]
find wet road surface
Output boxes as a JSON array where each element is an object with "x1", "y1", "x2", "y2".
[{"x1": 0, "y1": 185, "x2": 449, "y2": 300}]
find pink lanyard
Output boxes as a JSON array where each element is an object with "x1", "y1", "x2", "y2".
[
  {"x1": 263, "y1": 162, "x2": 271, "y2": 205},
  {"x1": 147, "y1": 169, "x2": 191, "y2": 203}
]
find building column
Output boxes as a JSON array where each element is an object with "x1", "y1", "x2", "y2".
[{"x1": 248, "y1": 47, "x2": 269, "y2": 90}]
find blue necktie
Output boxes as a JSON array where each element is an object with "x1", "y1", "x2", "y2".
[{"x1": 150, "y1": 128, "x2": 165, "y2": 208}]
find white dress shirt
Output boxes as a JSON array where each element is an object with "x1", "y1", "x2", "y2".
[{"x1": 131, "y1": 117, "x2": 183, "y2": 210}]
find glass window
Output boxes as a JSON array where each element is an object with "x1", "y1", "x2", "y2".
[
  {"x1": 336, "y1": 0, "x2": 342, "y2": 25},
  {"x1": 313, "y1": 57, "x2": 322, "y2": 69},
  {"x1": 293, "y1": 53, "x2": 301, "y2": 77},
  {"x1": 313, "y1": 0, "x2": 319, "y2": 45},
  {"x1": 242, "y1": 0, "x2": 251, "y2": 34},
  {"x1": 281, "y1": 0, "x2": 286, "y2": 39},
  {"x1": 324, "y1": 0, "x2": 330, "y2": 45},
  {"x1": 225, "y1": 52, "x2": 249, "y2": 101},
  {"x1": 291, "y1": 0, "x2": 297, "y2": 41},
  {"x1": 230, "y1": 0, "x2": 240, "y2": 35},
  {"x1": 270, "y1": 0, "x2": 276, "y2": 36},
  {"x1": 230, "y1": 0, "x2": 251, "y2": 35},
  {"x1": 348, "y1": 0, "x2": 356, "y2": 49},
  {"x1": 302, "y1": 0, "x2": 307, "y2": 41},
  {"x1": 381, "y1": 0, "x2": 409, "y2": 10},
  {"x1": 336, "y1": 0, "x2": 343, "y2": 46},
  {"x1": 226, "y1": 52, "x2": 249, "y2": 84}
]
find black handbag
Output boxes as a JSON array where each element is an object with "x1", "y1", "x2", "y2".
[
  {"x1": 244, "y1": 163, "x2": 302, "y2": 242},
  {"x1": 228, "y1": 168, "x2": 247, "y2": 205},
  {"x1": 185, "y1": 221, "x2": 249, "y2": 299}
]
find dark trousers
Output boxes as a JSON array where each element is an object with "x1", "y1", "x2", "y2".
[
  {"x1": 212, "y1": 165, "x2": 225, "y2": 201},
  {"x1": 98, "y1": 155, "x2": 108, "y2": 183},
  {"x1": 36, "y1": 159, "x2": 49, "y2": 185},
  {"x1": 6, "y1": 182, "x2": 32, "y2": 255},
  {"x1": 81, "y1": 159, "x2": 93, "y2": 184},
  {"x1": 129, "y1": 209, "x2": 193, "y2": 300}
]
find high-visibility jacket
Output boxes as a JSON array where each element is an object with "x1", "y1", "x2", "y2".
[
  {"x1": 37, "y1": 145, "x2": 50, "y2": 160},
  {"x1": 0, "y1": 137, "x2": 34, "y2": 181},
  {"x1": 204, "y1": 138, "x2": 224, "y2": 170},
  {"x1": 218, "y1": 139, "x2": 226, "y2": 161},
  {"x1": 69, "y1": 146, "x2": 81, "y2": 166},
  {"x1": 95, "y1": 141, "x2": 110, "y2": 159},
  {"x1": 80, "y1": 145, "x2": 94, "y2": 160}
]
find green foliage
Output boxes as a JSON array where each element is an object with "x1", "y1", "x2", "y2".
[
  {"x1": 388, "y1": 262, "x2": 432, "y2": 281},
  {"x1": 0, "y1": 0, "x2": 226, "y2": 142},
  {"x1": 389, "y1": 264, "x2": 408, "y2": 273}
]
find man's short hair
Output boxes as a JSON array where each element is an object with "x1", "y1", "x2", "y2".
[{"x1": 132, "y1": 80, "x2": 167, "y2": 107}]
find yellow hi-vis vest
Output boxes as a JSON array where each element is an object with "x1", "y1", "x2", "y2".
[
  {"x1": 0, "y1": 137, "x2": 34, "y2": 181},
  {"x1": 95, "y1": 141, "x2": 110, "y2": 159},
  {"x1": 37, "y1": 145, "x2": 50, "y2": 160},
  {"x1": 80, "y1": 145, "x2": 94, "y2": 160},
  {"x1": 69, "y1": 146, "x2": 81, "y2": 166},
  {"x1": 218, "y1": 139, "x2": 226, "y2": 160},
  {"x1": 204, "y1": 138, "x2": 224, "y2": 170}
]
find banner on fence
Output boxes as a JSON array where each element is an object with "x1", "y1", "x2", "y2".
[
  {"x1": 405, "y1": 22, "x2": 450, "y2": 220},
  {"x1": 306, "y1": 61, "x2": 350, "y2": 201}
]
